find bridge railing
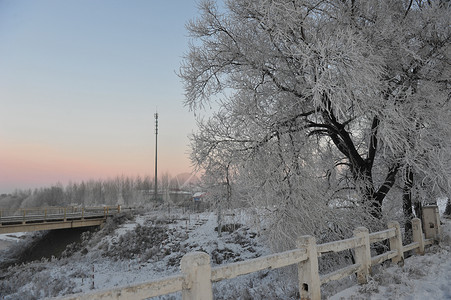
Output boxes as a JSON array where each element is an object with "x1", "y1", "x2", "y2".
[
  {"x1": 59, "y1": 216, "x2": 439, "y2": 300},
  {"x1": 0, "y1": 205, "x2": 121, "y2": 225}
]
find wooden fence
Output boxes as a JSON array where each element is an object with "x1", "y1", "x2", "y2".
[{"x1": 60, "y1": 217, "x2": 439, "y2": 300}]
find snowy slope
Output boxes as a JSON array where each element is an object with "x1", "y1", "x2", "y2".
[
  {"x1": 0, "y1": 209, "x2": 280, "y2": 299},
  {"x1": 0, "y1": 204, "x2": 450, "y2": 299}
]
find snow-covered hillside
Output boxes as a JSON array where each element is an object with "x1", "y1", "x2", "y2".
[
  {"x1": 0, "y1": 205, "x2": 450, "y2": 299},
  {"x1": 0, "y1": 209, "x2": 288, "y2": 299}
]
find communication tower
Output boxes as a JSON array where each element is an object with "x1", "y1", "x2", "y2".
[{"x1": 154, "y1": 112, "x2": 158, "y2": 201}]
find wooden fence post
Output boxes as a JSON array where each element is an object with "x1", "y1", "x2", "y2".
[
  {"x1": 422, "y1": 205, "x2": 441, "y2": 240},
  {"x1": 181, "y1": 252, "x2": 213, "y2": 300},
  {"x1": 296, "y1": 236, "x2": 321, "y2": 300},
  {"x1": 353, "y1": 227, "x2": 371, "y2": 284},
  {"x1": 412, "y1": 218, "x2": 425, "y2": 255},
  {"x1": 434, "y1": 206, "x2": 441, "y2": 239},
  {"x1": 388, "y1": 221, "x2": 404, "y2": 266}
]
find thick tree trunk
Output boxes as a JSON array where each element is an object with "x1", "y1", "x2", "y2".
[
  {"x1": 402, "y1": 166, "x2": 414, "y2": 236},
  {"x1": 321, "y1": 109, "x2": 397, "y2": 220},
  {"x1": 361, "y1": 163, "x2": 399, "y2": 220},
  {"x1": 414, "y1": 201, "x2": 422, "y2": 221},
  {"x1": 444, "y1": 198, "x2": 451, "y2": 216},
  {"x1": 369, "y1": 199, "x2": 383, "y2": 220}
]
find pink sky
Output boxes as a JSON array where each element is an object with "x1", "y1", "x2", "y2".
[{"x1": 0, "y1": 135, "x2": 194, "y2": 193}]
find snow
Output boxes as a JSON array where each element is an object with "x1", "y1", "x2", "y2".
[
  {"x1": 0, "y1": 232, "x2": 26, "y2": 250},
  {"x1": 0, "y1": 206, "x2": 450, "y2": 299},
  {"x1": 330, "y1": 218, "x2": 451, "y2": 300},
  {"x1": 0, "y1": 208, "x2": 273, "y2": 299},
  {"x1": 192, "y1": 192, "x2": 206, "y2": 198}
]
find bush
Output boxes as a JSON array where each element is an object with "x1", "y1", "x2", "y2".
[{"x1": 105, "y1": 224, "x2": 168, "y2": 261}]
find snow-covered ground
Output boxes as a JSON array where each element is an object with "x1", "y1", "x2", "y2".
[
  {"x1": 330, "y1": 200, "x2": 451, "y2": 300},
  {"x1": 0, "y1": 202, "x2": 450, "y2": 299},
  {"x1": 330, "y1": 218, "x2": 451, "y2": 300},
  {"x1": 0, "y1": 208, "x2": 282, "y2": 299},
  {"x1": 0, "y1": 232, "x2": 26, "y2": 250}
]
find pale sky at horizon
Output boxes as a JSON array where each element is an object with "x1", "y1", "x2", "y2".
[{"x1": 0, "y1": 0, "x2": 207, "y2": 193}]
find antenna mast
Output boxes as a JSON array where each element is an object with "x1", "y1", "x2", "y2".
[{"x1": 154, "y1": 112, "x2": 158, "y2": 202}]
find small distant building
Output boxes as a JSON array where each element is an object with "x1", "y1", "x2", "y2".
[{"x1": 192, "y1": 192, "x2": 206, "y2": 202}]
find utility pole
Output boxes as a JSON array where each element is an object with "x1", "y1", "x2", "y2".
[{"x1": 154, "y1": 112, "x2": 158, "y2": 202}]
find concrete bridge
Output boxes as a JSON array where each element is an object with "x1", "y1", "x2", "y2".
[{"x1": 0, "y1": 206, "x2": 121, "y2": 234}]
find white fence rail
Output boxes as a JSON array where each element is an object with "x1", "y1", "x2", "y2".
[{"x1": 60, "y1": 217, "x2": 439, "y2": 300}]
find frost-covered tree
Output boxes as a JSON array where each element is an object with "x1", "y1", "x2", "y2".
[
  {"x1": 181, "y1": 0, "x2": 450, "y2": 244},
  {"x1": 199, "y1": 153, "x2": 236, "y2": 236}
]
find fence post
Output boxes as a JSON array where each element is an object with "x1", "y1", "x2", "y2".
[
  {"x1": 412, "y1": 218, "x2": 425, "y2": 255},
  {"x1": 434, "y1": 205, "x2": 441, "y2": 239},
  {"x1": 422, "y1": 205, "x2": 441, "y2": 240},
  {"x1": 180, "y1": 252, "x2": 213, "y2": 300},
  {"x1": 353, "y1": 227, "x2": 371, "y2": 284},
  {"x1": 388, "y1": 221, "x2": 404, "y2": 266},
  {"x1": 296, "y1": 236, "x2": 321, "y2": 300}
]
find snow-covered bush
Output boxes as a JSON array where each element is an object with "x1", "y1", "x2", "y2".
[
  {"x1": 0, "y1": 261, "x2": 79, "y2": 299},
  {"x1": 104, "y1": 224, "x2": 168, "y2": 261},
  {"x1": 213, "y1": 269, "x2": 299, "y2": 300}
]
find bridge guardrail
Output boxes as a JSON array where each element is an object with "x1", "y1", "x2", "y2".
[{"x1": 0, "y1": 205, "x2": 121, "y2": 226}]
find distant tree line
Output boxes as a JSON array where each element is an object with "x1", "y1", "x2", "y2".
[{"x1": 0, "y1": 173, "x2": 198, "y2": 210}]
